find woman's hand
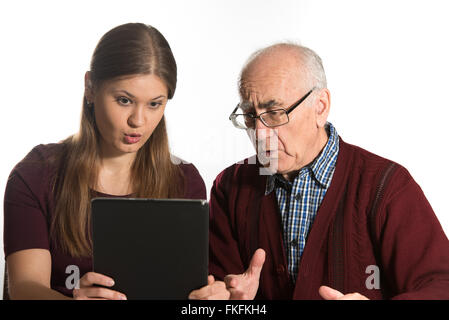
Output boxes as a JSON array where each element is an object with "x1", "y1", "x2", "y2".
[{"x1": 73, "y1": 272, "x2": 127, "y2": 300}]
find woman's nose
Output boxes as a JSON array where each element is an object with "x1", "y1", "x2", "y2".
[{"x1": 127, "y1": 106, "x2": 145, "y2": 128}]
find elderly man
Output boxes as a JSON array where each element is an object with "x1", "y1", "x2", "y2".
[{"x1": 190, "y1": 43, "x2": 449, "y2": 300}]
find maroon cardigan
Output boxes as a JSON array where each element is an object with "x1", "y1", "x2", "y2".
[
  {"x1": 3, "y1": 143, "x2": 207, "y2": 297},
  {"x1": 209, "y1": 138, "x2": 449, "y2": 299}
]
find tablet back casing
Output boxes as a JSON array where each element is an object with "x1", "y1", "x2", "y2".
[{"x1": 92, "y1": 198, "x2": 208, "y2": 300}]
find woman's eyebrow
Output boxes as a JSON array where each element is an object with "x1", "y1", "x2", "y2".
[
  {"x1": 112, "y1": 90, "x2": 166, "y2": 100},
  {"x1": 150, "y1": 95, "x2": 166, "y2": 100},
  {"x1": 113, "y1": 89, "x2": 136, "y2": 98}
]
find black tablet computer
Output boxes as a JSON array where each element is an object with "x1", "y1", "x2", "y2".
[{"x1": 91, "y1": 198, "x2": 209, "y2": 300}]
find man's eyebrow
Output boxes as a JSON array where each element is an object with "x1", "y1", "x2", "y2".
[
  {"x1": 240, "y1": 99, "x2": 282, "y2": 111},
  {"x1": 259, "y1": 99, "x2": 282, "y2": 110}
]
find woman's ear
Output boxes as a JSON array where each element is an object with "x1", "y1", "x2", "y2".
[
  {"x1": 315, "y1": 88, "x2": 331, "y2": 128},
  {"x1": 84, "y1": 71, "x2": 94, "y2": 103}
]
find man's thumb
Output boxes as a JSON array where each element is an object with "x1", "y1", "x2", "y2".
[
  {"x1": 246, "y1": 248, "x2": 266, "y2": 277},
  {"x1": 318, "y1": 286, "x2": 344, "y2": 300}
]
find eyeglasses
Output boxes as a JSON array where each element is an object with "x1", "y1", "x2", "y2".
[{"x1": 229, "y1": 88, "x2": 315, "y2": 129}]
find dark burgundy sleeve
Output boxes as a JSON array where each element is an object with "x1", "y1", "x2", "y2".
[
  {"x1": 208, "y1": 167, "x2": 246, "y2": 280},
  {"x1": 3, "y1": 146, "x2": 51, "y2": 257},
  {"x1": 180, "y1": 163, "x2": 207, "y2": 200},
  {"x1": 377, "y1": 168, "x2": 449, "y2": 299}
]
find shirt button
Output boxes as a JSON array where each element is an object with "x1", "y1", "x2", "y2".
[
  {"x1": 290, "y1": 238, "x2": 298, "y2": 247},
  {"x1": 276, "y1": 265, "x2": 286, "y2": 275},
  {"x1": 295, "y1": 193, "x2": 301, "y2": 200}
]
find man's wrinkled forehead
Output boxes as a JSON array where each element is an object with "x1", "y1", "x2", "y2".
[{"x1": 239, "y1": 73, "x2": 290, "y2": 112}]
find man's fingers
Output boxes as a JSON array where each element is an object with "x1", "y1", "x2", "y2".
[
  {"x1": 224, "y1": 275, "x2": 238, "y2": 288},
  {"x1": 207, "y1": 293, "x2": 230, "y2": 300},
  {"x1": 202, "y1": 288, "x2": 231, "y2": 300},
  {"x1": 221, "y1": 250, "x2": 265, "y2": 300},
  {"x1": 318, "y1": 285, "x2": 344, "y2": 300},
  {"x1": 188, "y1": 290, "x2": 200, "y2": 299},
  {"x1": 318, "y1": 286, "x2": 369, "y2": 300},
  {"x1": 189, "y1": 280, "x2": 229, "y2": 300},
  {"x1": 228, "y1": 288, "x2": 251, "y2": 300},
  {"x1": 337, "y1": 293, "x2": 369, "y2": 300},
  {"x1": 246, "y1": 248, "x2": 266, "y2": 277},
  {"x1": 189, "y1": 284, "x2": 212, "y2": 299}
]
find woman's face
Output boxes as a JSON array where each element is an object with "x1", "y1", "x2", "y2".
[{"x1": 86, "y1": 73, "x2": 168, "y2": 157}]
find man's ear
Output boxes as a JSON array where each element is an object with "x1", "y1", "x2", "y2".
[
  {"x1": 84, "y1": 71, "x2": 94, "y2": 102},
  {"x1": 315, "y1": 88, "x2": 331, "y2": 128}
]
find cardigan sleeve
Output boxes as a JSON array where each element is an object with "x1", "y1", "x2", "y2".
[
  {"x1": 208, "y1": 167, "x2": 246, "y2": 280},
  {"x1": 377, "y1": 168, "x2": 449, "y2": 299}
]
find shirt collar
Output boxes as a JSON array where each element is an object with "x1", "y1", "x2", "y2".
[{"x1": 265, "y1": 122, "x2": 340, "y2": 195}]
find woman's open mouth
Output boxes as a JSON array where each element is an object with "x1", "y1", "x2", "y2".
[{"x1": 124, "y1": 133, "x2": 142, "y2": 144}]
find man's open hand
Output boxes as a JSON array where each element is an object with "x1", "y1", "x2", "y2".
[{"x1": 224, "y1": 248, "x2": 266, "y2": 300}]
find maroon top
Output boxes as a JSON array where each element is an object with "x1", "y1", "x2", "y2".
[
  {"x1": 209, "y1": 138, "x2": 449, "y2": 299},
  {"x1": 3, "y1": 143, "x2": 207, "y2": 297}
]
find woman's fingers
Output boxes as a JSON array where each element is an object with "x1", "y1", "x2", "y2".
[
  {"x1": 73, "y1": 286, "x2": 126, "y2": 300},
  {"x1": 74, "y1": 272, "x2": 126, "y2": 300},
  {"x1": 79, "y1": 272, "x2": 115, "y2": 288}
]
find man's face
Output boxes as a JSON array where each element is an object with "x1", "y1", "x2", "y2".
[{"x1": 240, "y1": 55, "x2": 329, "y2": 177}]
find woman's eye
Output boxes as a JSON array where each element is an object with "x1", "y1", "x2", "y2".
[
  {"x1": 116, "y1": 96, "x2": 132, "y2": 106},
  {"x1": 149, "y1": 101, "x2": 162, "y2": 108}
]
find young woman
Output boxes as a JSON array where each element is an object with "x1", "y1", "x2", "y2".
[{"x1": 3, "y1": 23, "x2": 206, "y2": 300}]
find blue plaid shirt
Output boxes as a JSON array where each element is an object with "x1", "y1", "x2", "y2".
[{"x1": 265, "y1": 122, "x2": 339, "y2": 282}]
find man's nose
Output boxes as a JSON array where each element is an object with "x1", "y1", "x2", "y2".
[
  {"x1": 256, "y1": 127, "x2": 276, "y2": 149},
  {"x1": 128, "y1": 106, "x2": 145, "y2": 127}
]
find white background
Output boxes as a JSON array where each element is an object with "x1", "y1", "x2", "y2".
[{"x1": 1, "y1": 0, "x2": 448, "y2": 298}]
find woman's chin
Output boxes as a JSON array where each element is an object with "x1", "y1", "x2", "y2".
[
  {"x1": 121, "y1": 144, "x2": 142, "y2": 153},
  {"x1": 111, "y1": 142, "x2": 142, "y2": 155}
]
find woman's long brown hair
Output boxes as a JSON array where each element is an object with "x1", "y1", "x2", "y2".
[{"x1": 50, "y1": 23, "x2": 184, "y2": 257}]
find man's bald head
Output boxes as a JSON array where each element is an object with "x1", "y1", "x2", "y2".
[{"x1": 239, "y1": 43, "x2": 327, "y2": 96}]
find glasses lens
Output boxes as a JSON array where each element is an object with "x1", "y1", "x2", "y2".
[
  {"x1": 260, "y1": 110, "x2": 288, "y2": 127},
  {"x1": 232, "y1": 114, "x2": 255, "y2": 129}
]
